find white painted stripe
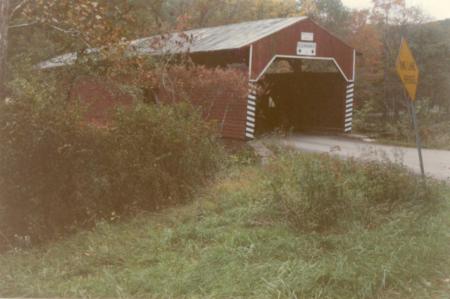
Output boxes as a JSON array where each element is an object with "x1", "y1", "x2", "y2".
[
  {"x1": 247, "y1": 116, "x2": 255, "y2": 122},
  {"x1": 247, "y1": 111, "x2": 255, "y2": 117},
  {"x1": 346, "y1": 93, "x2": 354, "y2": 99},
  {"x1": 247, "y1": 122, "x2": 255, "y2": 128},
  {"x1": 348, "y1": 83, "x2": 355, "y2": 89},
  {"x1": 248, "y1": 101, "x2": 256, "y2": 107},
  {"x1": 246, "y1": 128, "x2": 255, "y2": 135},
  {"x1": 345, "y1": 119, "x2": 353, "y2": 125},
  {"x1": 246, "y1": 132, "x2": 254, "y2": 139},
  {"x1": 345, "y1": 113, "x2": 352, "y2": 118},
  {"x1": 248, "y1": 94, "x2": 256, "y2": 100},
  {"x1": 248, "y1": 105, "x2": 256, "y2": 112},
  {"x1": 346, "y1": 89, "x2": 354, "y2": 94},
  {"x1": 346, "y1": 108, "x2": 353, "y2": 114},
  {"x1": 346, "y1": 99, "x2": 353, "y2": 104}
]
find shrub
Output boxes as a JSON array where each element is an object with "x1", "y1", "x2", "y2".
[
  {"x1": 267, "y1": 153, "x2": 350, "y2": 232},
  {"x1": 0, "y1": 99, "x2": 224, "y2": 248},
  {"x1": 264, "y1": 151, "x2": 440, "y2": 233}
]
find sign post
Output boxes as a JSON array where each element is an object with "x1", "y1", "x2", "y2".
[{"x1": 395, "y1": 38, "x2": 425, "y2": 178}]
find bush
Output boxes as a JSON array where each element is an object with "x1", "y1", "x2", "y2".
[
  {"x1": 267, "y1": 153, "x2": 350, "y2": 232},
  {"x1": 0, "y1": 99, "x2": 224, "y2": 248},
  {"x1": 264, "y1": 151, "x2": 441, "y2": 233},
  {"x1": 354, "y1": 98, "x2": 450, "y2": 150}
]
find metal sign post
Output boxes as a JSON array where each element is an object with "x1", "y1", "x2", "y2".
[
  {"x1": 396, "y1": 38, "x2": 425, "y2": 178},
  {"x1": 409, "y1": 98, "x2": 425, "y2": 177}
]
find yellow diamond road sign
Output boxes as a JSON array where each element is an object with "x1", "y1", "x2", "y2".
[{"x1": 396, "y1": 39, "x2": 419, "y2": 101}]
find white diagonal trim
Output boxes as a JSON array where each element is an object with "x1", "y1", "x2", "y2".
[
  {"x1": 252, "y1": 54, "x2": 352, "y2": 82},
  {"x1": 246, "y1": 128, "x2": 255, "y2": 135}
]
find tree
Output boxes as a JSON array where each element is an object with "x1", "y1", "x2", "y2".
[
  {"x1": 347, "y1": 9, "x2": 384, "y2": 112},
  {"x1": 371, "y1": 0, "x2": 428, "y2": 119},
  {"x1": 298, "y1": 0, "x2": 350, "y2": 37},
  {"x1": 0, "y1": 0, "x2": 9, "y2": 98}
]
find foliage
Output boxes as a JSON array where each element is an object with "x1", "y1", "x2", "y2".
[
  {"x1": 0, "y1": 97, "x2": 224, "y2": 248},
  {"x1": 152, "y1": 65, "x2": 249, "y2": 128},
  {"x1": 266, "y1": 153, "x2": 350, "y2": 232},
  {"x1": 354, "y1": 97, "x2": 450, "y2": 149},
  {"x1": 0, "y1": 153, "x2": 448, "y2": 299},
  {"x1": 299, "y1": 0, "x2": 351, "y2": 37},
  {"x1": 262, "y1": 150, "x2": 438, "y2": 233}
]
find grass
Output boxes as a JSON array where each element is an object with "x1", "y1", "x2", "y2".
[{"x1": 0, "y1": 152, "x2": 449, "y2": 299}]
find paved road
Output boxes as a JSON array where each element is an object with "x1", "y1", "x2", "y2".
[{"x1": 267, "y1": 134, "x2": 450, "y2": 181}]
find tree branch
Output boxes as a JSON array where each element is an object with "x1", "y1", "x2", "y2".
[
  {"x1": 8, "y1": 20, "x2": 37, "y2": 29},
  {"x1": 9, "y1": 0, "x2": 28, "y2": 19}
]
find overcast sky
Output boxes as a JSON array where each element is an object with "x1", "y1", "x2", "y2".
[{"x1": 341, "y1": 0, "x2": 450, "y2": 21}]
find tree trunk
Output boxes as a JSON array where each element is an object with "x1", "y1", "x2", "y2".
[{"x1": 0, "y1": 0, "x2": 10, "y2": 98}]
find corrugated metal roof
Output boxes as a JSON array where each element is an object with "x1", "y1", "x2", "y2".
[{"x1": 38, "y1": 17, "x2": 307, "y2": 69}]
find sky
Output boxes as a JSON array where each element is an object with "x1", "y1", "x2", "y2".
[{"x1": 341, "y1": 0, "x2": 450, "y2": 21}]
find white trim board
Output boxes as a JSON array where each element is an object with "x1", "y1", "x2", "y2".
[{"x1": 249, "y1": 54, "x2": 354, "y2": 83}]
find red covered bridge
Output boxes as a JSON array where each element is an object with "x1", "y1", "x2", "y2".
[{"x1": 40, "y1": 17, "x2": 356, "y2": 140}]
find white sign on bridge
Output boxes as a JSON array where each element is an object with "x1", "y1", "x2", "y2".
[{"x1": 297, "y1": 42, "x2": 317, "y2": 56}]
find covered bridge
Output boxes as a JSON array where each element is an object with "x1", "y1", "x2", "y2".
[{"x1": 40, "y1": 17, "x2": 356, "y2": 140}]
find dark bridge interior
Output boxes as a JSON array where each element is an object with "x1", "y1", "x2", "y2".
[{"x1": 255, "y1": 60, "x2": 347, "y2": 136}]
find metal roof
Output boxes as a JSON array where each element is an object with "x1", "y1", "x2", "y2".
[{"x1": 38, "y1": 16, "x2": 308, "y2": 69}]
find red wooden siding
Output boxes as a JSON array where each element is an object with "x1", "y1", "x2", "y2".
[{"x1": 249, "y1": 19, "x2": 354, "y2": 82}]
